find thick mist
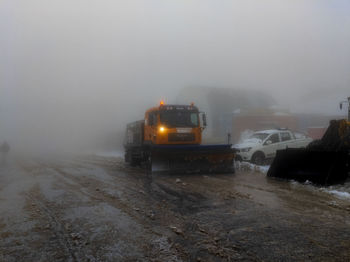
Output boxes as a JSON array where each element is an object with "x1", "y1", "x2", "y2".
[{"x1": 1, "y1": 0, "x2": 350, "y2": 153}]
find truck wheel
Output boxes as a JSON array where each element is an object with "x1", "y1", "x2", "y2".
[
  {"x1": 124, "y1": 151, "x2": 130, "y2": 163},
  {"x1": 146, "y1": 154, "x2": 152, "y2": 170},
  {"x1": 130, "y1": 156, "x2": 139, "y2": 167},
  {"x1": 124, "y1": 153, "x2": 128, "y2": 163},
  {"x1": 251, "y1": 152, "x2": 265, "y2": 165}
]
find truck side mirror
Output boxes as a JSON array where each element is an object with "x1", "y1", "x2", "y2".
[
  {"x1": 202, "y1": 114, "x2": 207, "y2": 127},
  {"x1": 340, "y1": 103, "x2": 342, "y2": 110}
]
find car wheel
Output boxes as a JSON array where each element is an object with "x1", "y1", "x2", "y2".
[{"x1": 251, "y1": 152, "x2": 265, "y2": 165}]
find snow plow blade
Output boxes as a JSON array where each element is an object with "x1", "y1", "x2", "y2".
[
  {"x1": 150, "y1": 144, "x2": 235, "y2": 174},
  {"x1": 267, "y1": 148, "x2": 349, "y2": 185}
]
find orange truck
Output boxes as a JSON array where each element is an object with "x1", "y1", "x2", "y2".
[{"x1": 124, "y1": 101, "x2": 235, "y2": 173}]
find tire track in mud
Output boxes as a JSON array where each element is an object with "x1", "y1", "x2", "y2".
[
  {"x1": 15, "y1": 158, "x2": 184, "y2": 261},
  {"x1": 47, "y1": 158, "x2": 245, "y2": 261},
  {"x1": 48, "y1": 166, "x2": 189, "y2": 261},
  {"x1": 70, "y1": 156, "x2": 207, "y2": 218},
  {"x1": 26, "y1": 190, "x2": 83, "y2": 262},
  {"x1": 50, "y1": 166, "x2": 153, "y2": 227},
  {"x1": 13, "y1": 156, "x2": 350, "y2": 261},
  {"x1": 15, "y1": 157, "x2": 284, "y2": 261},
  {"x1": 78, "y1": 157, "x2": 257, "y2": 261},
  {"x1": 33, "y1": 159, "x2": 185, "y2": 261}
]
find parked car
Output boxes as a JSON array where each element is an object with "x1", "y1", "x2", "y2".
[{"x1": 233, "y1": 129, "x2": 313, "y2": 165}]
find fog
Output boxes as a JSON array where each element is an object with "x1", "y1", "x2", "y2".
[{"x1": 1, "y1": 0, "x2": 350, "y2": 153}]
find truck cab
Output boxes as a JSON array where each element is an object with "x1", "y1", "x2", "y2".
[
  {"x1": 124, "y1": 102, "x2": 234, "y2": 173},
  {"x1": 144, "y1": 103, "x2": 204, "y2": 145}
]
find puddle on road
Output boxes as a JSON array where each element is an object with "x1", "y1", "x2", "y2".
[{"x1": 231, "y1": 171, "x2": 286, "y2": 209}]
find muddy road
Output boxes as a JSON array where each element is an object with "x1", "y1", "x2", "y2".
[{"x1": 0, "y1": 154, "x2": 350, "y2": 261}]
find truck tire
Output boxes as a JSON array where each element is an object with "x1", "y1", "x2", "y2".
[
  {"x1": 251, "y1": 151, "x2": 265, "y2": 165},
  {"x1": 130, "y1": 156, "x2": 138, "y2": 166},
  {"x1": 125, "y1": 149, "x2": 139, "y2": 166},
  {"x1": 124, "y1": 150, "x2": 130, "y2": 163}
]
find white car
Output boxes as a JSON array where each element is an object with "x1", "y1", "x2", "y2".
[{"x1": 233, "y1": 129, "x2": 313, "y2": 165}]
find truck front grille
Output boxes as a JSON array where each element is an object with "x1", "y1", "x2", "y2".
[{"x1": 168, "y1": 133, "x2": 195, "y2": 142}]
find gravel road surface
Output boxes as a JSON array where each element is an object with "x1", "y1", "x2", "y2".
[{"x1": 1, "y1": 154, "x2": 350, "y2": 261}]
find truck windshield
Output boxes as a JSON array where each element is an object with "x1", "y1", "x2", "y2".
[
  {"x1": 250, "y1": 133, "x2": 269, "y2": 141},
  {"x1": 160, "y1": 111, "x2": 199, "y2": 128}
]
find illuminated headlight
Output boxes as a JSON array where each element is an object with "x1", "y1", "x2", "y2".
[
  {"x1": 241, "y1": 147, "x2": 252, "y2": 152},
  {"x1": 159, "y1": 126, "x2": 166, "y2": 133}
]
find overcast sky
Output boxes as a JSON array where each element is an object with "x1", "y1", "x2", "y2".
[{"x1": 1, "y1": 0, "x2": 350, "y2": 151}]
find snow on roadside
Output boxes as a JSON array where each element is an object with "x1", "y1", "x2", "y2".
[
  {"x1": 327, "y1": 190, "x2": 350, "y2": 200},
  {"x1": 320, "y1": 183, "x2": 350, "y2": 200},
  {"x1": 235, "y1": 161, "x2": 270, "y2": 174},
  {"x1": 91, "y1": 153, "x2": 350, "y2": 202},
  {"x1": 289, "y1": 175, "x2": 350, "y2": 202},
  {"x1": 236, "y1": 161, "x2": 350, "y2": 202}
]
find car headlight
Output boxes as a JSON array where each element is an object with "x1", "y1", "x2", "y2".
[{"x1": 241, "y1": 147, "x2": 252, "y2": 152}]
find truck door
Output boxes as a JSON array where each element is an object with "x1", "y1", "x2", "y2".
[
  {"x1": 263, "y1": 133, "x2": 280, "y2": 158},
  {"x1": 145, "y1": 112, "x2": 158, "y2": 143}
]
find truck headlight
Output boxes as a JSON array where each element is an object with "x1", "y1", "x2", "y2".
[
  {"x1": 241, "y1": 147, "x2": 252, "y2": 152},
  {"x1": 159, "y1": 126, "x2": 166, "y2": 133}
]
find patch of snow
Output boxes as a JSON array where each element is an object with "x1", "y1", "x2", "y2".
[
  {"x1": 317, "y1": 181, "x2": 350, "y2": 200},
  {"x1": 327, "y1": 190, "x2": 350, "y2": 200},
  {"x1": 258, "y1": 165, "x2": 270, "y2": 173},
  {"x1": 254, "y1": 129, "x2": 280, "y2": 135},
  {"x1": 235, "y1": 161, "x2": 270, "y2": 174},
  {"x1": 303, "y1": 180, "x2": 312, "y2": 185}
]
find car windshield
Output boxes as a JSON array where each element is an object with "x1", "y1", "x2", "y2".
[
  {"x1": 160, "y1": 111, "x2": 199, "y2": 128},
  {"x1": 250, "y1": 133, "x2": 269, "y2": 141}
]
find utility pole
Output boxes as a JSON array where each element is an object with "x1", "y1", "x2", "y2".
[
  {"x1": 339, "y1": 97, "x2": 350, "y2": 121},
  {"x1": 348, "y1": 97, "x2": 350, "y2": 121}
]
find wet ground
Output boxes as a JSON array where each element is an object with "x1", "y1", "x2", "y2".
[{"x1": 1, "y1": 154, "x2": 350, "y2": 261}]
